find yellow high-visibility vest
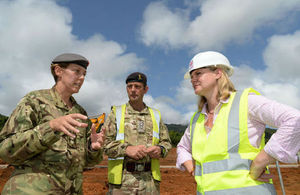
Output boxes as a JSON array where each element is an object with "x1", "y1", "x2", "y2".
[
  {"x1": 108, "y1": 104, "x2": 161, "y2": 184},
  {"x1": 190, "y1": 88, "x2": 276, "y2": 195}
]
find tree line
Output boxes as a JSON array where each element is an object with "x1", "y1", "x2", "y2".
[{"x1": 0, "y1": 113, "x2": 274, "y2": 147}]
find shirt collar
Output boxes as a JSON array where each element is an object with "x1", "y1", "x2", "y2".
[
  {"x1": 201, "y1": 96, "x2": 230, "y2": 115},
  {"x1": 126, "y1": 102, "x2": 149, "y2": 114},
  {"x1": 50, "y1": 86, "x2": 77, "y2": 109}
]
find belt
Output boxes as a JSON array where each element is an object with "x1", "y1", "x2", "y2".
[{"x1": 124, "y1": 162, "x2": 151, "y2": 172}]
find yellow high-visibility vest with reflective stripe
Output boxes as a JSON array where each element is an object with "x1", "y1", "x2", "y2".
[
  {"x1": 190, "y1": 88, "x2": 276, "y2": 195},
  {"x1": 108, "y1": 104, "x2": 161, "y2": 184}
]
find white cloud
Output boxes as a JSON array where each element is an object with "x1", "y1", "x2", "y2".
[
  {"x1": 0, "y1": 0, "x2": 144, "y2": 117},
  {"x1": 139, "y1": 0, "x2": 300, "y2": 51},
  {"x1": 251, "y1": 79, "x2": 300, "y2": 108},
  {"x1": 139, "y1": 0, "x2": 300, "y2": 123},
  {"x1": 223, "y1": 53, "x2": 300, "y2": 109},
  {"x1": 263, "y1": 31, "x2": 300, "y2": 81},
  {"x1": 139, "y1": 1, "x2": 188, "y2": 50},
  {"x1": 0, "y1": 0, "x2": 192, "y2": 125},
  {"x1": 1, "y1": 0, "x2": 299, "y2": 126},
  {"x1": 144, "y1": 95, "x2": 186, "y2": 124}
]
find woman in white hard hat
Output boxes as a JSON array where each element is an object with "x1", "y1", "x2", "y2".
[{"x1": 176, "y1": 51, "x2": 300, "y2": 194}]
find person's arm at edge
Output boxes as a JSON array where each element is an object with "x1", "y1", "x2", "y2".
[
  {"x1": 249, "y1": 94, "x2": 300, "y2": 180},
  {"x1": 176, "y1": 126, "x2": 193, "y2": 172},
  {"x1": 0, "y1": 94, "x2": 61, "y2": 165},
  {"x1": 249, "y1": 94, "x2": 300, "y2": 163},
  {"x1": 157, "y1": 119, "x2": 172, "y2": 158}
]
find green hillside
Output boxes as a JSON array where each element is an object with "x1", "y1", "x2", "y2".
[{"x1": 166, "y1": 124, "x2": 187, "y2": 147}]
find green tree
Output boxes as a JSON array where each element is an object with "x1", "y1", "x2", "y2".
[
  {"x1": 166, "y1": 124, "x2": 187, "y2": 147},
  {"x1": 265, "y1": 127, "x2": 276, "y2": 143},
  {"x1": 168, "y1": 130, "x2": 184, "y2": 147},
  {"x1": 0, "y1": 114, "x2": 8, "y2": 130}
]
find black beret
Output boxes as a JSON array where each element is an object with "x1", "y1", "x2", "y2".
[
  {"x1": 52, "y1": 53, "x2": 89, "y2": 69},
  {"x1": 126, "y1": 72, "x2": 147, "y2": 86}
]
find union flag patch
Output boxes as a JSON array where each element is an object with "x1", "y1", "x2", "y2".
[{"x1": 189, "y1": 60, "x2": 193, "y2": 69}]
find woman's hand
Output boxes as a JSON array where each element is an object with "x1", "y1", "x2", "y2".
[
  {"x1": 249, "y1": 150, "x2": 276, "y2": 182},
  {"x1": 90, "y1": 124, "x2": 106, "y2": 150},
  {"x1": 183, "y1": 160, "x2": 195, "y2": 176},
  {"x1": 49, "y1": 113, "x2": 88, "y2": 138}
]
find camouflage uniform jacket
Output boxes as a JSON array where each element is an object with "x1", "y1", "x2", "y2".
[
  {"x1": 103, "y1": 102, "x2": 172, "y2": 163},
  {"x1": 0, "y1": 87, "x2": 103, "y2": 195}
]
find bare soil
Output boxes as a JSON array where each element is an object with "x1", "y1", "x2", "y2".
[{"x1": 1, "y1": 148, "x2": 299, "y2": 195}]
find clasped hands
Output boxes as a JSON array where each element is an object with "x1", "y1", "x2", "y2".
[
  {"x1": 49, "y1": 113, "x2": 106, "y2": 151},
  {"x1": 125, "y1": 145, "x2": 161, "y2": 160}
]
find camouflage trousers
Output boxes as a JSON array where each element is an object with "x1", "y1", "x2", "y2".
[{"x1": 107, "y1": 170, "x2": 160, "y2": 195}]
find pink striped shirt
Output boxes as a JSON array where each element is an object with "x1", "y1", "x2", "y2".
[{"x1": 176, "y1": 94, "x2": 300, "y2": 171}]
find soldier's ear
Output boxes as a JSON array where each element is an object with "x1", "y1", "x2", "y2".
[{"x1": 144, "y1": 86, "x2": 149, "y2": 94}]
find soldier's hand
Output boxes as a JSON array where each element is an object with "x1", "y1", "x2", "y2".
[
  {"x1": 90, "y1": 125, "x2": 106, "y2": 150},
  {"x1": 146, "y1": 146, "x2": 161, "y2": 159},
  {"x1": 125, "y1": 145, "x2": 147, "y2": 160},
  {"x1": 49, "y1": 113, "x2": 88, "y2": 138}
]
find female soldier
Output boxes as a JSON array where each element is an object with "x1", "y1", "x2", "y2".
[
  {"x1": 0, "y1": 53, "x2": 106, "y2": 195},
  {"x1": 176, "y1": 51, "x2": 300, "y2": 194}
]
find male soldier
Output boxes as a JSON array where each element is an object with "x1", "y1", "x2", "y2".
[
  {"x1": 0, "y1": 53, "x2": 105, "y2": 194},
  {"x1": 103, "y1": 72, "x2": 172, "y2": 194}
]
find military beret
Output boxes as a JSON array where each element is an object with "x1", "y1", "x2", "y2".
[
  {"x1": 52, "y1": 53, "x2": 89, "y2": 69},
  {"x1": 126, "y1": 72, "x2": 147, "y2": 86}
]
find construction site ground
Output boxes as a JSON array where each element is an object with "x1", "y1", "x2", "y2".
[{"x1": 0, "y1": 148, "x2": 299, "y2": 195}]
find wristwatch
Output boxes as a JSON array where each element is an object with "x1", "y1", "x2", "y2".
[{"x1": 159, "y1": 145, "x2": 165, "y2": 157}]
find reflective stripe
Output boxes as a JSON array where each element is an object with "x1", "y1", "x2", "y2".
[
  {"x1": 202, "y1": 158, "x2": 251, "y2": 174},
  {"x1": 115, "y1": 105, "x2": 124, "y2": 141},
  {"x1": 227, "y1": 90, "x2": 242, "y2": 156},
  {"x1": 152, "y1": 108, "x2": 161, "y2": 133},
  {"x1": 108, "y1": 157, "x2": 124, "y2": 160},
  {"x1": 153, "y1": 131, "x2": 159, "y2": 139},
  {"x1": 151, "y1": 108, "x2": 161, "y2": 136},
  {"x1": 110, "y1": 105, "x2": 125, "y2": 162},
  {"x1": 195, "y1": 164, "x2": 202, "y2": 176},
  {"x1": 115, "y1": 106, "x2": 122, "y2": 135},
  {"x1": 190, "y1": 112, "x2": 201, "y2": 147},
  {"x1": 116, "y1": 133, "x2": 124, "y2": 141},
  {"x1": 204, "y1": 183, "x2": 276, "y2": 195},
  {"x1": 195, "y1": 158, "x2": 251, "y2": 175}
]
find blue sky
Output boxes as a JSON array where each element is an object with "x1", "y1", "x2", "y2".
[{"x1": 1, "y1": 0, "x2": 300, "y2": 124}]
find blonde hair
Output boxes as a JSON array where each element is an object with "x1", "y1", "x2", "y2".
[{"x1": 197, "y1": 65, "x2": 236, "y2": 111}]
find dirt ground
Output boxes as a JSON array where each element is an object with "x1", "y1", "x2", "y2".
[{"x1": 1, "y1": 148, "x2": 299, "y2": 195}]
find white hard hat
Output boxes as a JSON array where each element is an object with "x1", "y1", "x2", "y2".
[{"x1": 184, "y1": 51, "x2": 234, "y2": 79}]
